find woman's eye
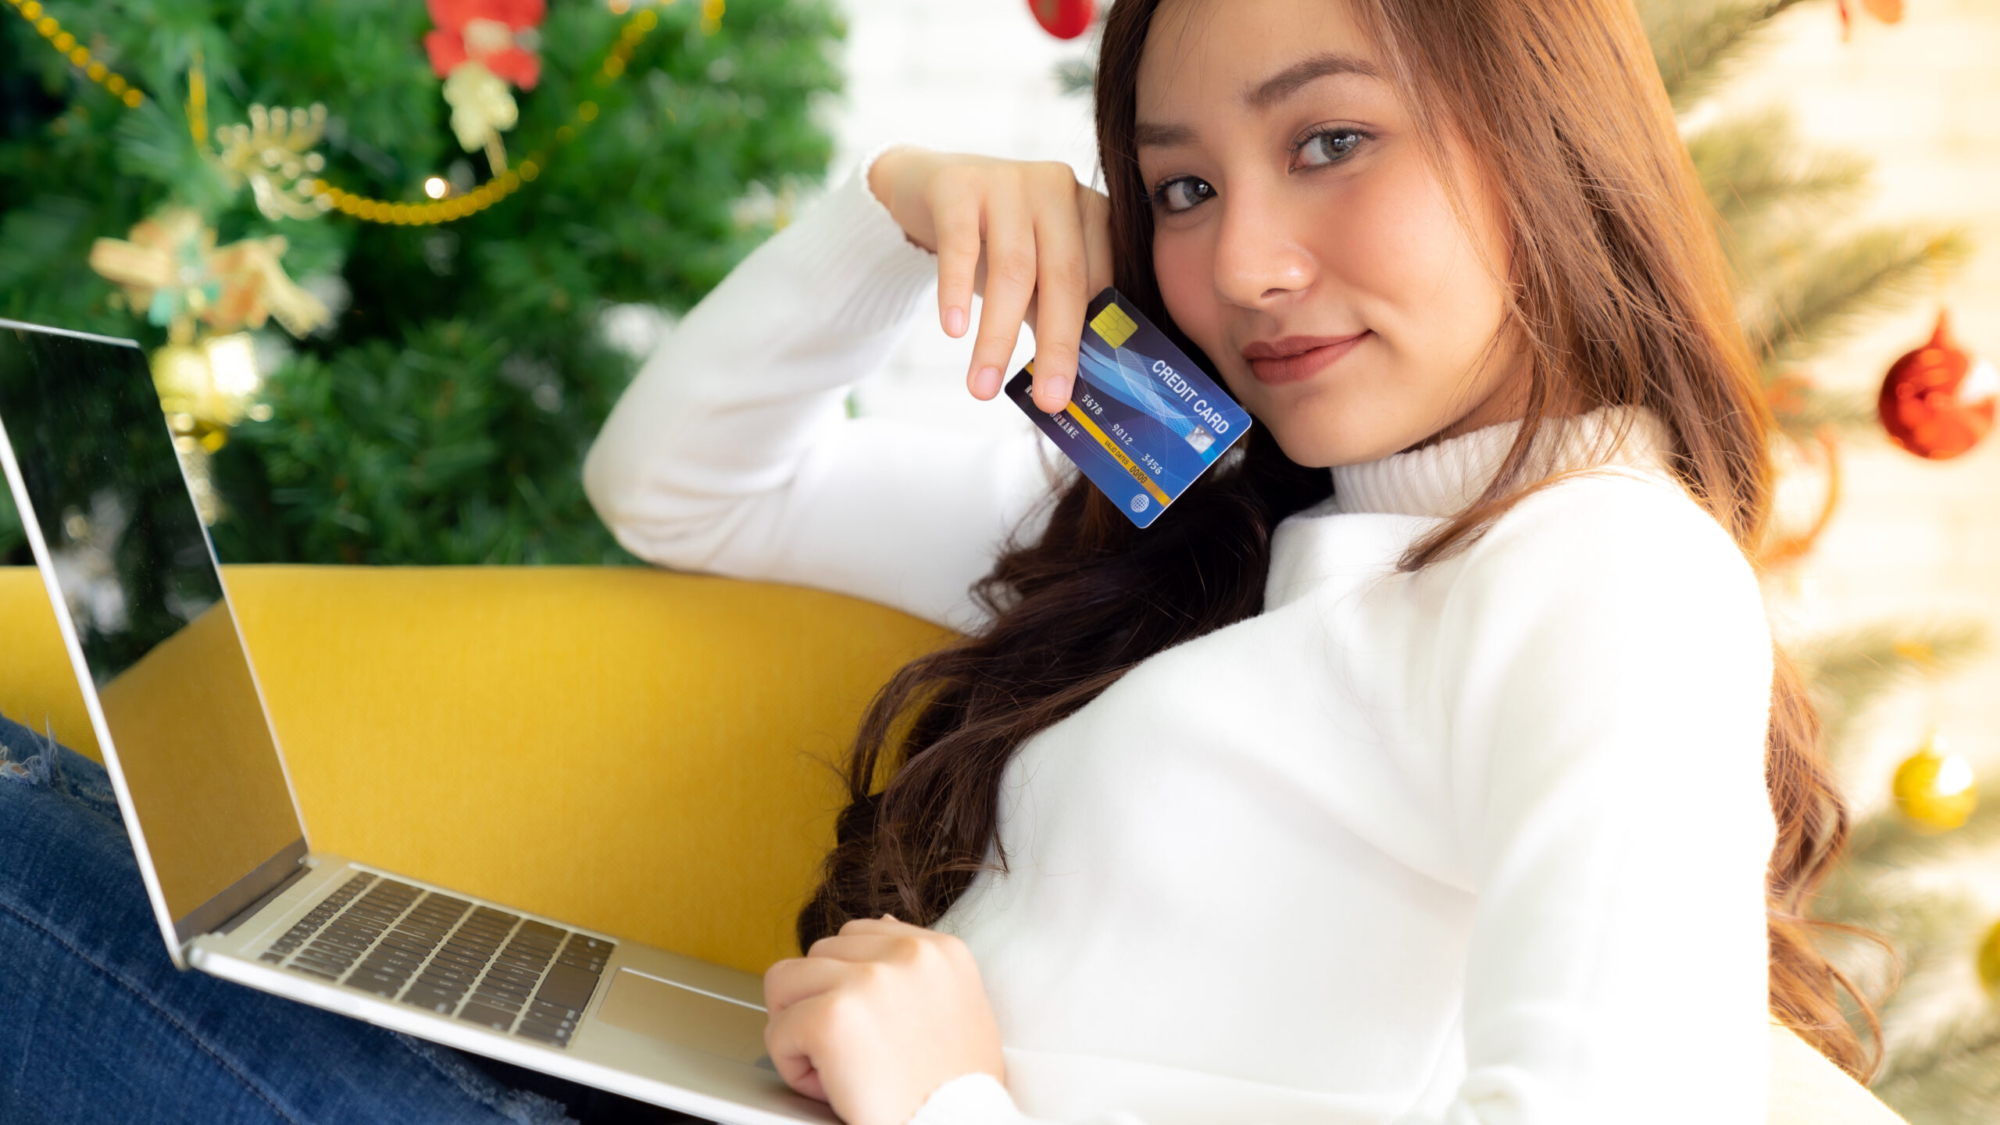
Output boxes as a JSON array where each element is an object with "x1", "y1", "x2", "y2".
[
  {"x1": 1295, "y1": 128, "x2": 1364, "y2": 169},
  {"x1": 1153, "y1": 177, "x2": 1214, "y2": 214}
]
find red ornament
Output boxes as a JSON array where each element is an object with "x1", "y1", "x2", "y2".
[
  {"x1": 1028, "y1": 0, "x2": 1095, "y2": 39},
  {"x1": 425, "y1": 0, "x2": 546, "y2": 89},
  {"x1": 1878, "y1": 312, "x2": 1998, "y2": 460},
  {"x1": 1836, "y1": 0, "x2": 1902, "y2": 39}
]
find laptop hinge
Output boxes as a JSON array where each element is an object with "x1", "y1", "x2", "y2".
[
  {"x1": 175, "y1": 839, "x2": 312, "y2": 943},
  {"x1": 213, "y1": 856, "x2": 312, "y2": 936}
]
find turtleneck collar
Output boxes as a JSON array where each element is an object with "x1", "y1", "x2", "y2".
[{"x1": 1325, "y1": 405, "x2": 1677, "y2": 519}]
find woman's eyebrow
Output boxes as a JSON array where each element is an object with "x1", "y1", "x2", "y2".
[
  {"x1": 1135, "y1": 121, "x2": 1197, "y2": 149},
  {"x1": 1137, "y1": 51, "x2": 1382, "y2": 150},
  {"x1": 1245, "y1": 51, "x2": 1381, "y2": 109}
]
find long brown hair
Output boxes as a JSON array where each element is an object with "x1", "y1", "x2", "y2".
[{"x1": 800, "y1": 0, "x2": 1877, "y2": 1081}]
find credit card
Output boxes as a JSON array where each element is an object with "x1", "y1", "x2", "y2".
[{"x1": 1006, "y1": 287, "x2": 1253, "y2": 529}]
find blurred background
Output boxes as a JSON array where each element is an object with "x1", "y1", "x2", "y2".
[{"x1": 0, "y1": 0, "x2": 1996, "y2": 1117}]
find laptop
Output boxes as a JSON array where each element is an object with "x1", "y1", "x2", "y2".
[{"x1": 0, "y1": 318, "x2": 832, "y2": 1124}]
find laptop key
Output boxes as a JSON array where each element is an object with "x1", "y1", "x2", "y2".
[
  {"x1": 516, "y1": 1023, "x2": 574, "y2": 1047},
  {"x1": 403, "y1": 988, "x2": 460, "y2": 1015},
  {"x1": 368, "y1": 943, "x2": 424, "y2": 962},
  {"x1": 535, "y1": 963, "x2": 600, "y2": 1010},
  {"x1": 299, "y1": 949, "x2": 358, "y2": 970},
  {"x1": 528, "y1": 999, "x2": 585, "y2": 1024},
  {"x1": 294, "y1": 952, "x2": 353, "y2": 973},
  {"x1": 459, "y1": 1002, "x2": 516, "y2": 1032}
]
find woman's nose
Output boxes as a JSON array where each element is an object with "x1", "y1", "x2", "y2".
[{"x1": 1212, "y1": 189, "x2": 1317, "y2": 309}]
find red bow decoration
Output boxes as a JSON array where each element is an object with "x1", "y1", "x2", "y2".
[{"x1": 425, "y1": 0, "x2": 546, "y2": 89}]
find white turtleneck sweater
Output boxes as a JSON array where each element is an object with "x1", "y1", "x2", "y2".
[{"x1": 582, "y1": 160, "x2": 1779, "y2": 1125}]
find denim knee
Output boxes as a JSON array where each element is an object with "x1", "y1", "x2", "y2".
[{"x1": 0, "y1": 711, "x2": 120, "y2": 823}]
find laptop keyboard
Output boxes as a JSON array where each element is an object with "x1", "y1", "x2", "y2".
[{"x1": 258, "y1": 871, "x2": 615, "y2": 1048}]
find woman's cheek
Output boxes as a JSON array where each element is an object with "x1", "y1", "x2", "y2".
[
  {"x1": 1336, "y1": 152, "x2": 1512, "y2": 394},
  {"x1": 1153, "y1": 235, "x2": 1224, "y2": 365}
]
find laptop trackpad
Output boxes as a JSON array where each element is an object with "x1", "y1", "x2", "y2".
[{"x1": 595, "y1": 969, "x2": 773, "y2": 1067}]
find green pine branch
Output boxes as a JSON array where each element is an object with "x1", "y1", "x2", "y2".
[
  {"x1": 1816, "y1": 868, "x2": 1974, "y2": 937},
  {"x1": 1816, "y1": 881, "x2": 1978, "y2": 985},
  {"x1": 1797, "y1": 622, "x2": 1988, "y2": 759},
  {"x1": 1766, "y1": 384, "x2": 1874, "y2": 443},
  {"x1": 1640, "y1": 0, "x2": 1816, "y2": 110},
  {"x1": 1743, "y1": 226, "x2": 1973, "y2": 378},
  {"x1": 1686, "y1": 110, "x2": 1868, "y2": 256},
  {"x1": 1833, "y1": 789, "x2": 2000, "y2": 879},
  {"x1": 1054, "y1": 57, "x2": 1094, "y2": 97},
  {"x1": 1872, "y1": 1008, "x2": 2000, "y2": 1123}
]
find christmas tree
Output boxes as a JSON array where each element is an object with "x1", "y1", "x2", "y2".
[
  {"x1": 1646, "y1": 2, "x2": 1994, "y2": 1118},
  {"x1": 0, "y1": 0, "x2": 844, "y2": 564}
]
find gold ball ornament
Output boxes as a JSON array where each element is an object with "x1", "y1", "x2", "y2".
[
  {"x1": 1979, "y1": 918, "x2": 2000, "y2": 994},
  {"x1": 1891, "y1": 736, "x2": 1977, "y2": 832}
]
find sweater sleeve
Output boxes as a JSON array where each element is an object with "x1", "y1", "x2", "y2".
[
  {"x1": 906, "y1": 472, "x2": 1778, "y2": 1125},
  {"x1": 1402, "y1": 473, "x2": 1778, "y2": 1125},
  {"x1": 582, "y1": 149, "x2": 1058, "y2": 632}
]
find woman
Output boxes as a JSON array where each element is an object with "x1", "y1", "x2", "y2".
[
  {"x1": 584, "y1": 0, "x2": 1866, "y2": 1123},
  {"x1": 0, "y1": 1, "x2": 1863, "y2": 1123}
]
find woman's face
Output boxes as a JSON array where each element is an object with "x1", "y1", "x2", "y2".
[{"x1": 1135, "y1": 0, "x2": 1528, "y2": 467}]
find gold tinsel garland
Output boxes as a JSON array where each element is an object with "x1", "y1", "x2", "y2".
[
  {"x1": 6, "y1": 1, "x2": 691, "y2": 225},
  {"x1": 3, "y1": 0, "x2": 143, "y2": 107}
]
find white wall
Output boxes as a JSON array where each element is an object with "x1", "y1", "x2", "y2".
[{"x1": 821, "y1": 0, "x2": 1100, "y2": 439}]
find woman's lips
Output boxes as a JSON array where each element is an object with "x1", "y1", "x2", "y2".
[{"x1": 1243, "y1": 332, "x2": 1370, "y2": 386}]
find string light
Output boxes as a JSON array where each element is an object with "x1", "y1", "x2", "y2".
[{"x1": 14, "y1": 6, "x2": 679, "y2": 225}]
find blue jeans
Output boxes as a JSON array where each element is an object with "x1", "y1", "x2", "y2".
[{"x1": 0, "y1": 713, "x2": 705, "y2": 1125}]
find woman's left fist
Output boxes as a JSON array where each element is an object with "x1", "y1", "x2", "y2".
[{"x1": 763, "y1": 915, "x2": 1005, "y2": 1125}]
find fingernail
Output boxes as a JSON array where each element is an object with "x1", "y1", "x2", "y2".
[
  {"x1": 972, "y1": 366, "x2": 1002, "y2": 399},
  {"x1": 1040, "y1": 377, "x2": 1072, "y2": 411},
  {"x1": 944, "y1": 307, "x2": 967, "y2": 337}
]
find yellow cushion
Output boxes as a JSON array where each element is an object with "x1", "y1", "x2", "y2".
[
  {"x1": 0, "y1": 564, "x2": 949, "y2": 975},
  {"x1": 0, "y1": 565, "x2": 1906, "y2": 1120},
  {"x1": 0, "y1": 565, "x2": 101, "y2": 759}
]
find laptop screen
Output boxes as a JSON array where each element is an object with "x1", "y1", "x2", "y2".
[{"x1": 0, "y1": 320, "x2": 305, "y2": 943}]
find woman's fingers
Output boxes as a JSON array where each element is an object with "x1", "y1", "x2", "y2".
[
  {"x1": 765, "y1": 923, "x2": 925, "y2": 1013},
  {"x1": 910, "y1": 155, "x2": 1109, "y2": 409},
  {"x1": 966, "y1": 183, "x2": 1037, "y2": 403},
  {"x1": 762, "y1": 914, "x2": 1002, "y2": 1125},
  {"x1": 932, "y1": 167, "x2": 981, "y2": 345},
  {"x1": 764, "y1": 955, "x2": 852, "y2": 1014},
  {"x1": 1026, "y1": 199, "x2": 1091, "y2": 410},
  {"x1": 763, "y1": 995, "x2": 833, "y2": 1103}
]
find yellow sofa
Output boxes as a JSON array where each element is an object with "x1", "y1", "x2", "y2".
[{"x1": 0, "y1": 564, "x2": 1904, "y2": 1123}]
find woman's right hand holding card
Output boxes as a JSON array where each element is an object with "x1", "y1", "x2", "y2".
[{"x1": 867, "y1": 147, "x2": 1114, "y2": 414}]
